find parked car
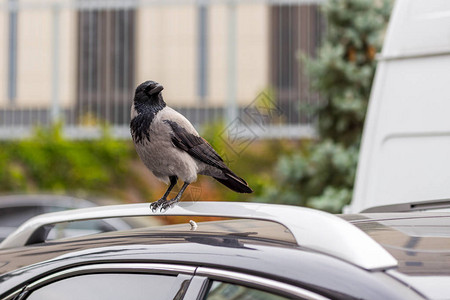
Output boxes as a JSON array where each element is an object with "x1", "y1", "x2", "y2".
[
  {"x1": 0, "y1": 201, "x2": 448, "y2": 300},
  {"x1": 0, "y1": 194, "x2": 136, "y2": 242}
]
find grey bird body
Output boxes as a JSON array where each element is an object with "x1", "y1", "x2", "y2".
[
  {"x1": 132, "y1": 106, "x2": 221, "y2": 184},
  {"x1": 130, "y1": 80, "x2": 252, "y2": 211}
]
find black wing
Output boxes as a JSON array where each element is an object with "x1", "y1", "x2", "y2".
[
  {"x1": 164, "y1": 119, "x2": 253, "y2": 193},
  {"x1": 163, "y1": 120, "x2": 226, "y2": 170}
]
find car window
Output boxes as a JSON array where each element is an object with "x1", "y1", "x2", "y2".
[
  {"x1": 46, "y1": 220, "x2": 116, "y2": 240},
  {"x1": 204, "y1": 281, "x2": 291, "y2": 300},
  {"x1": 26, "y1": 273, "x2": 179, "y2": 300}
]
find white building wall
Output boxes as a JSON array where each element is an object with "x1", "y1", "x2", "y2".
[
  {"x1": 16, "y1": 8, "x2": 53, "y2": 106},
  {"x1": 208, "y1": 5, "x2": 227, "y2": 106},
  {"x1": 209, "y1": 4, "x2": 269, "y2": 106},
  {"x1": 136, "y1": 6, "x2": 198, "y2": 106},
  {"x1": 236, "y1": 4, "x2": 269, "y2": 103},
  {"x1": 15, "y1": 2, "x2": 76, "y2": 108},
  {"x1": 137, "y1": 4, "x2": 269, "y2": 107},
  {"x1": 58, "y1": 8, "x2": 77, "y2": 108}
]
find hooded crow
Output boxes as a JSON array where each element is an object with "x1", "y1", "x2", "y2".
[{"x1": 130, "y1": 80, "x2": 253, "y2": 212}]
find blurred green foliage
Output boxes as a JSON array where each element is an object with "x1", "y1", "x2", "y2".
[
  {"x1": 0, "y1": 122, "x2": 290, "y2": 204},
  {"x1": 0, "y1": 124, "x2": 134, "y2": 193},
  {"x1": 257, "y1": 0, "x2": 391, "y2": 212}
]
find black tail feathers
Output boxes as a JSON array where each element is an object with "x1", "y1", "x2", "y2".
[{"x1": 214, "y1": 171, "x2": 253, "y2": 194}]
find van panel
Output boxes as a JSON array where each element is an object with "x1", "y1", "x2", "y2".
[{"x1": 349, "y1": 0, "x2": 450, "y2": 212}]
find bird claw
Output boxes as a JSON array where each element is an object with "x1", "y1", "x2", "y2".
[
  {"x1": 159, "y1": 198, "x2": 180, "y2": 212},
  {"x1": 149, "y1": 196, "x2": 181, "y2": 213},
  {"x1": 159, "y1": 204, "x2": 169, "y2": 213},
  {"x1": 150, "y1": 198, "x2": 168, "y2": 213},
  {"x1": 150, "y1": 203, "x2": 159, "y2": 213}
]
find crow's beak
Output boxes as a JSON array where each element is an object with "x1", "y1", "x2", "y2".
[{"x1": 148, "y1": 84, "x2": 164, "y2": 95}]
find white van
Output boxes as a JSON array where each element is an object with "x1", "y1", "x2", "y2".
[{"x1": 348, "y1": 0, "x2": 450, "y2": 213}]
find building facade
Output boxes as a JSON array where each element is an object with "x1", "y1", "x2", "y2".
[{"x1": 0, "y1": 0, "x2": 323, "y2": 128}]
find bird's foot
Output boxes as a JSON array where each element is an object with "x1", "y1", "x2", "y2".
[
  {"x1": 159, "y1": 198, "x2": 181, "y2": 213},
  {"x1": 150, "y1": 198, "x2": 168, "y2": 213}
]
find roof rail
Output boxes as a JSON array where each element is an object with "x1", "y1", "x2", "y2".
[
  {"x1": 0, "y1": 202, "x2": 397, "y2": 271},
  {"x1": 361, "y1": 198, "x2": 450, "y2": 213}
]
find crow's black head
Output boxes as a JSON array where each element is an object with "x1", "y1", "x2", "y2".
[
  {"x1": 134, "y1": 80, "x2": 165, "y2": 105},
  {"x1": 135, "y1": 80, "x2": 164, "y2": 98},
  {"x1": 133, "y1": 80, "x2": 166, "y2": 114},
  {"x1": 131, "y1": 80, "x2": 166, "y2": 143}
]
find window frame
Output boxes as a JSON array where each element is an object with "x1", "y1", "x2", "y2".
[
  {"x1": 189, "y1": 267, "x2": 329, "y2": 300},
  {"x1": 9, "y1": 263, "x2": 195, "y2": 300},
  {"x1": 6, "y1": 263, "x2": 328, "y2": 300}
]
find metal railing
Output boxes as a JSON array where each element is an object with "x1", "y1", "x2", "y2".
[{"x1": 0, "y1": 0, "x2": 325, "y2": 140}]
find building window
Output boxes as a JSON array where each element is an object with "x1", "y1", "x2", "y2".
[
  {"x1": 8, "y1": 0, "x2": 18, "y2": 103},
  {"x1": 270, "y1": 5, "x2": 324, "y2": 124},
  {"x1": 77, "y1": 9, "x2": 135, "y2": 125},
  {"x1": 198, "y1": 5, "x2": 208, "y2": 102}
]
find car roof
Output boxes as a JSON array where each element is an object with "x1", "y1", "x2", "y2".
[
  {"x1": 0, "y1": 219, "x2": 297, "y2": 275},
  {"x1": 0, "y1": 202, "x2": 396, "y2": 271},
  {"x1": 0, "y1": 218, "x2": 417, "y2": 300},
  {"x1": 4, "y1": 212, "x2": 449, "y2": 277}
]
